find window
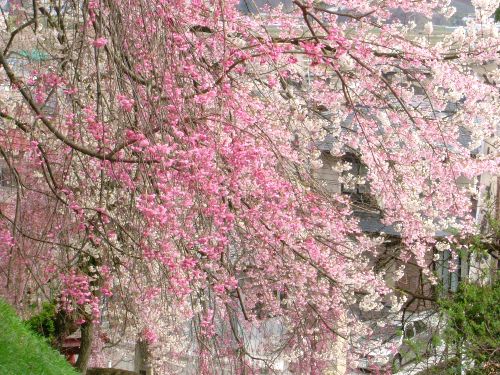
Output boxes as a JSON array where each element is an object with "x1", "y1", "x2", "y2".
[
  {"x1": 414, "y1": 320, "x2": 427, "y2": 335},
  {"x1": 340, "y1": 153, "x2": 378, "y2": 209},
  {"x1": 434, "y1": 247, "x2": 469, "y2": 293},
  {"x1": 404, "y1": 323, "x2": 415, "y2": 339},
  {"x1": 404, "y1": 320, "x2": 429, "y2": 341},
  {"x1": 0, "y1": 166, "x2": 13, "y2": 187},
  {"x1": 340, "y1": 153, "x2": 368, "y2": 194}
]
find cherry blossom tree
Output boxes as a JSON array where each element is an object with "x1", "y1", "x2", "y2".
[{"x1": 0, "y1": 0, "x2": 498, "y2": 373}]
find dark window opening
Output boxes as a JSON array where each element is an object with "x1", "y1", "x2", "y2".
[
  {"x1": 340, "y1": 153, "x2": 378, "y2": 209},
  {"x1": 0, "y1": 166, "x2": 14, "y2": 187},
  {"x1": 434, "y1": 247, "x2": 469, "y2": 294}
]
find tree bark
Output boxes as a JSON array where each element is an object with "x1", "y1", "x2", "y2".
[{"x1": 75, "y1": 321, "x2": 94, "y2": 374}]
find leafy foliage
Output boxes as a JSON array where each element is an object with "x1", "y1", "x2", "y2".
[
  {"x1": 439, "y1": 280, "x2": 500, "y2": 374},
  {"x1": 25, "y1": 301, "x2": 58, "y2": 345}
]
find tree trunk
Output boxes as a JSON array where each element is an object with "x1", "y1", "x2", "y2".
[{"x1": 76, "y1": 321, "x2": 94, "y2": 374}]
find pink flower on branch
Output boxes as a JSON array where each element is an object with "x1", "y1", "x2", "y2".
[{"x1": 92, "y1": 37, "x2": 108, "y2": 48}]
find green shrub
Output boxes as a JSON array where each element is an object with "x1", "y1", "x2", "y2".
[
  {"x1": 25, "y1": 301, "x2": 58, "y2": 345},
  {"x1": 439, "y1": 281, "x2": 500, "y2": 374}
]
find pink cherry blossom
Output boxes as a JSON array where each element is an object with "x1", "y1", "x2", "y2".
[
  {"x1": 92, "y1": 37, "x2": 108, "y2": 48},
  {"x1": 0, "y1": 0, "x2": 497, "y2": 373}
]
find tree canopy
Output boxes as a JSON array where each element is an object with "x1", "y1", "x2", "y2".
[{"x1": 0, "y1": 0, "x2": 498, "y2": 373}]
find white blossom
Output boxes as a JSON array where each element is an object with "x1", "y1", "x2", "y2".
[
  {"x1": 311, "y1": 159, "x2": 323, "y2": 169},
  {"x1": 424, "y1": 21, "x2": 433, "y2": 35},
  {"x1": 435, "y1": 242, "x2": 451, "y2": 252}
]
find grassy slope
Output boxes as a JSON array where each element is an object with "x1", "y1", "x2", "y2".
[{"x1": 0, "y1": 299, "x2": 78, "y2": 375}]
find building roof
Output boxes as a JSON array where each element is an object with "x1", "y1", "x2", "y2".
[
  {"x1": 315, "y1": 101, "x2": 479, "y2": 155},
  {"x1": 355, "y1": 210, "x2": 451, "y2": 239}
]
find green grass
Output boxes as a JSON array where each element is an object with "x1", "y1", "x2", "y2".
[{"x1": 0, "y1": 299, "x2": 78, "y2": 375}]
